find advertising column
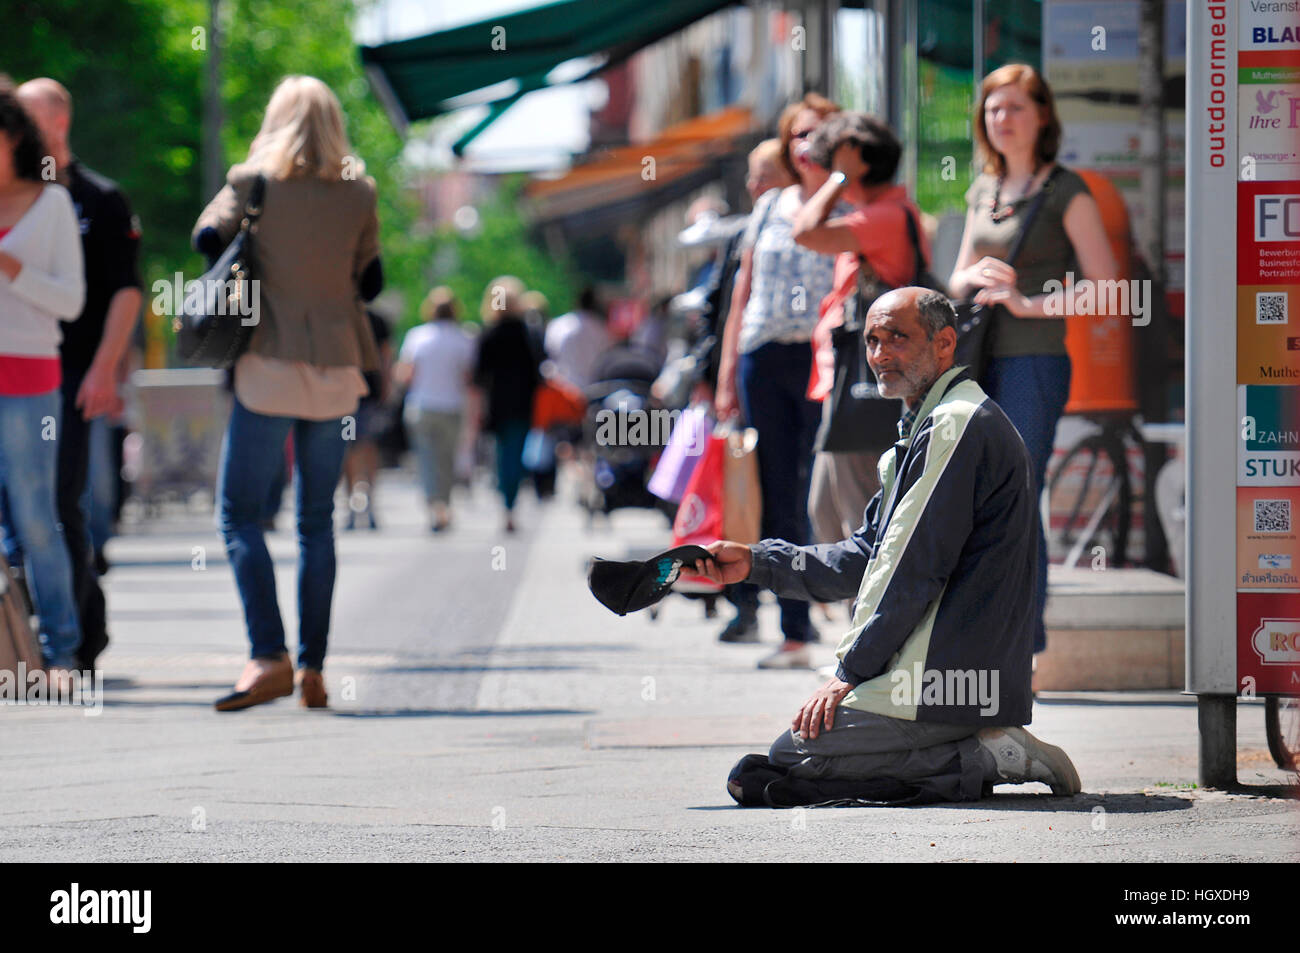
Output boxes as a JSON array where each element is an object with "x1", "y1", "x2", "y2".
[{"x1": 1236, "y1": 5, "x2": 1300, "y2": 697}]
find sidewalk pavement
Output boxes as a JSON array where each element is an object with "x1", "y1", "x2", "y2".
[{"x1": 1, "y1": 469, "x2": 1296, "y2": 862}]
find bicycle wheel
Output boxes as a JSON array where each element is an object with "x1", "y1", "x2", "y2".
[
  {"x1": 1265, "y1": 696, "x2": 1300, "y2": 770},
  {"x1": 1048, "y1": 433, "x2": 1130, "y2": 566}
]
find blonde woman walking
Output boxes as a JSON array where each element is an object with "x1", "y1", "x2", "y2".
[{"x1": 194, "y1": 76, "x2": 383, "y2": 711}]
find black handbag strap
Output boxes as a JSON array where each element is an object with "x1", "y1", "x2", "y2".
[
  {"x1": 955, "y1": 164, "x2": 1060, "y2": 315},
  {"x1": 241, "y1": 173, "x2": 267, "y2": 232},
  {"x1": 1003, "y1": 164, "x2": 1060, "y2": 269}
]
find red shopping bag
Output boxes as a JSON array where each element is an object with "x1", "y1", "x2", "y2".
[
  {"x1": 670, "y1": 431, "x2": 726, "y2": 593},
  {"x1": 671, "y1": 430, "x2": 725, "y2": 546}
]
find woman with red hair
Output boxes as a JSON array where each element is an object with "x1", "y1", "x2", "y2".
[{"x1": 949, "y1": 64, "x2": 1118, "y2": 657}]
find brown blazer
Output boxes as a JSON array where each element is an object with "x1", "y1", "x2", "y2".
[{"x1": 193, "y1": 162, "x2": 381, "y2": 369}]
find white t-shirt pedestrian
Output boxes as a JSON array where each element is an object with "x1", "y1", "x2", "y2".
[
  {"x1": 544, "y1": 309, "x2": 611, "y2": 389},
  {"x1": 399, "y1": 320, "x2": 477, "y2": 412}
]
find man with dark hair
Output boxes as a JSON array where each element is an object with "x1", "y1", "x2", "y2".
[
  {"x1": 805, "y1": 111, "x2": 903, "y2": 185},
  {"x1": 696, "y1": 287, "x2": 1081, "y2": 806},
  {"x1": 15, "y1": 78, "x2": 142, "y2": 673}
]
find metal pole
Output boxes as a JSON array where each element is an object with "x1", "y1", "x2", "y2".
[
  {"x1": 1137, "y1": 0, "x2": 1166, "y2": 289},
  {"x1": 821, "y1": 0, "x2": 836, "y2": 98},
  {"x1": 202, "y1": 0, "x2": 223, "y2": 201},
  {"x1": 1136, "y1": 0, "x2": 1171, "y2": 573},
  {"x1": 1185, "y1": 0, "x2": 1239, "y2": 785},
  {"x1": 1198, "y1": 695, "x2": 1238, "y2": 788}
]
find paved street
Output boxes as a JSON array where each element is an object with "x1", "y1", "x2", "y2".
[{"x1": 1, "y1": 469, "x2": 1296, "y2": 862}]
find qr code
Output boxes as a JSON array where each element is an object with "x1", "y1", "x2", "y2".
[
  {"x1": 1254, "y1": 499, "x2": 1291, "y2": 533},
  {"x1": 1256, "y1": 291, "x2": 1288, "y2": 325}
]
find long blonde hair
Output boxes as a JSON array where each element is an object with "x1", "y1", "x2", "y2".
[{"x1": 247, "y1": 76, "x2": 359, "y2": 180}]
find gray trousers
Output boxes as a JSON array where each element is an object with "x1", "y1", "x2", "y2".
[
  {"x1": 405, "y1": 406, "x2": 461, "y2": 505},
  {"x1": 768, "y1": 707, "x2": 994, "y2": 802},
  {"x1": 808, "y1": 451, "x2": 881, "y2": 543}
]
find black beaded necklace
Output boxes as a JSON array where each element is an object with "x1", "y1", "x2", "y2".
[{"x1": 990, "y1": 162, "x2": 1047, "y2": 223}]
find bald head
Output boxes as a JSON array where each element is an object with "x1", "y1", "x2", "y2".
[
  {"x1": 17, "y1": 79, "x2": 71, "y2": 161},
  {"x1": 17, "y1": 78, "x2": 70, "y2": 114},
  {"x1": 864, "y1": 286, "x2": 958, "y2": 408}
]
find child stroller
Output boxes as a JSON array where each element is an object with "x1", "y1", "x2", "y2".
[{"x1": 579, "y1": 345, "x2": 676, "y2": 525}]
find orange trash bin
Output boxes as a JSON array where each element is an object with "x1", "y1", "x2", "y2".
[{"x1": 1064, "y1": 169, "x2": 1138, "y2": 414}]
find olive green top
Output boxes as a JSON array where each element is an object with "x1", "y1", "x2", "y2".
[{"x1": 963, "y1": 165, "x2": 1092, "y2": 358}]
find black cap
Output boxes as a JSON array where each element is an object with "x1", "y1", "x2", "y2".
[{"x1": 587, "y1": 544, "x2": 712, "y2": 616}]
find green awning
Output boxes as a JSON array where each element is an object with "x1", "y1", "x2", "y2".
[{"x1": 359, "y1": 0, "x2": 736, "y2": 137}]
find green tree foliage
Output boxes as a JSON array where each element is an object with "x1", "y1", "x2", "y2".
[
  {"x1": 2, "y1": 0, "x2": 204, "y2": 285},
  {"x1": 421, "y1": 175, "x2": 580, "y2": 338},
  {"x1": 4, "y1": 0, "x2": 579, "y2": 357}
]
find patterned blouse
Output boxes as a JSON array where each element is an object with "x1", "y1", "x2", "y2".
[{"x1": 738, "y1": 186, "x2": 849, "y2": 356}]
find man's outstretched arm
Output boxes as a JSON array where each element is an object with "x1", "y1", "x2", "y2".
[{"x1": 693, "y1": 492, "x2": 881, "y2": 604}]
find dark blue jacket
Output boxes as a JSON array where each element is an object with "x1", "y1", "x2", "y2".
[{"x1": 748, "y1": 366, "x2": 1037, "y2": 725}]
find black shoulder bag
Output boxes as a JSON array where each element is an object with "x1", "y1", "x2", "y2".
[
  {"x1": 814, "y1": 205, "x2": 938, "y2": 454},
  {"x1": 953, "y1": 167, "x2": 1059, "y2": 383},
  {"x1": 175, "y1": 173, "x2": 267, "y2": 369}
]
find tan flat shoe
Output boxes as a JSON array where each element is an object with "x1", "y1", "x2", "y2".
[
  {"x1": 296, "y1": 668, "x2": 327, "y2": 709},
  {"x1": 214, "y1": 654, "x2": 293, "y2": 712}
]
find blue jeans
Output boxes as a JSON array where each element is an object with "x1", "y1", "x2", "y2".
[
  {"x1": 81, "y1": 417, "x2": 117, "y2": 554},
  {"x1": 493, "y1": 419, "x2": 529, "y2": 512},
  {"x1": 217, "y1": 399, "x2": 347, "y2": 671},
  {"x1": 737, "y1": 341, "x2": 822, "y2": 643},
  {"x1": 0, "y1": 390, "x2": 81, "y2": 666},
  {"x1": 982, "y1": 355, "x2": 1072, "y2": 654}
]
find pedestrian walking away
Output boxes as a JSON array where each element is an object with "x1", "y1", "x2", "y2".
[
  {"x1": 193, "y1": 75, "x2": 384, "y2": 712},
  {"x1": 472, "y1": 275, "x2": 541, "y2": 535},
  {"x1": 395, "y1": 286, "x2": 476, "y2": 533}
]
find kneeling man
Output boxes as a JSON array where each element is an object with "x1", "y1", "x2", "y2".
[{"x1": 696, "y1": 288, "x2": 1080, "y2": 806}]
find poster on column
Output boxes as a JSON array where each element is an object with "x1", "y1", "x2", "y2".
[
  {"x1": 1237, "y1": 0, "x2": 1300, "y2": 697},
  {"x1": 1235, "y1": 181, "x2": 1300, "y2": 382},
  {"x1": 1043, "y1": 0, "x2": 1187, "y2": 312}
]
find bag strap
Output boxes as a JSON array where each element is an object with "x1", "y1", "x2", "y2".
[
  {"x1": 1003, "y1": 165, "x2": 1060, "y2": 268},
  {"x1": 752, "y1": 187, "x2": 777, "y2": 241},
  {"x1": 852, "y1": 197, "x2": 925, "y2": 328},
  {"x1": 240, "y1": 173, "x2": 267, "y2": 233},
  {"x1": 901, "y1": 206, "x2": 928, "y2": 286}
]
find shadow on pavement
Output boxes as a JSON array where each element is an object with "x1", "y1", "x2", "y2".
[
  {"x1": 110, "y1": 608, "x2": 245, "y2": 620},
  {"x1": 102, "y1": 678, "x2": 229, "y2": 690},
  {"x1": 107, "y1": 556, "x2": 295, "y2": 570},
  {"x1": 956, "y1": 791, "x2": 1193, "y2": 812},
  {"x1": 1220, "y1": 781, "x2": 1299, "y2": 799},
  {"x1": 460, "y1": 644, "x2": 634, "y2": 655},
  {"x1": 688, "y1": 793, "x2": 1196, "y2": 812},
  {"x1": 368, "y1": 664, "x2": 586, "y2": 674},
  {"x1": 329, "y1": 708, "x2": 596, "y2": 718},
  {"x1": 1034, "y1": 695, "x2": 1197, "y2": 707}
]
